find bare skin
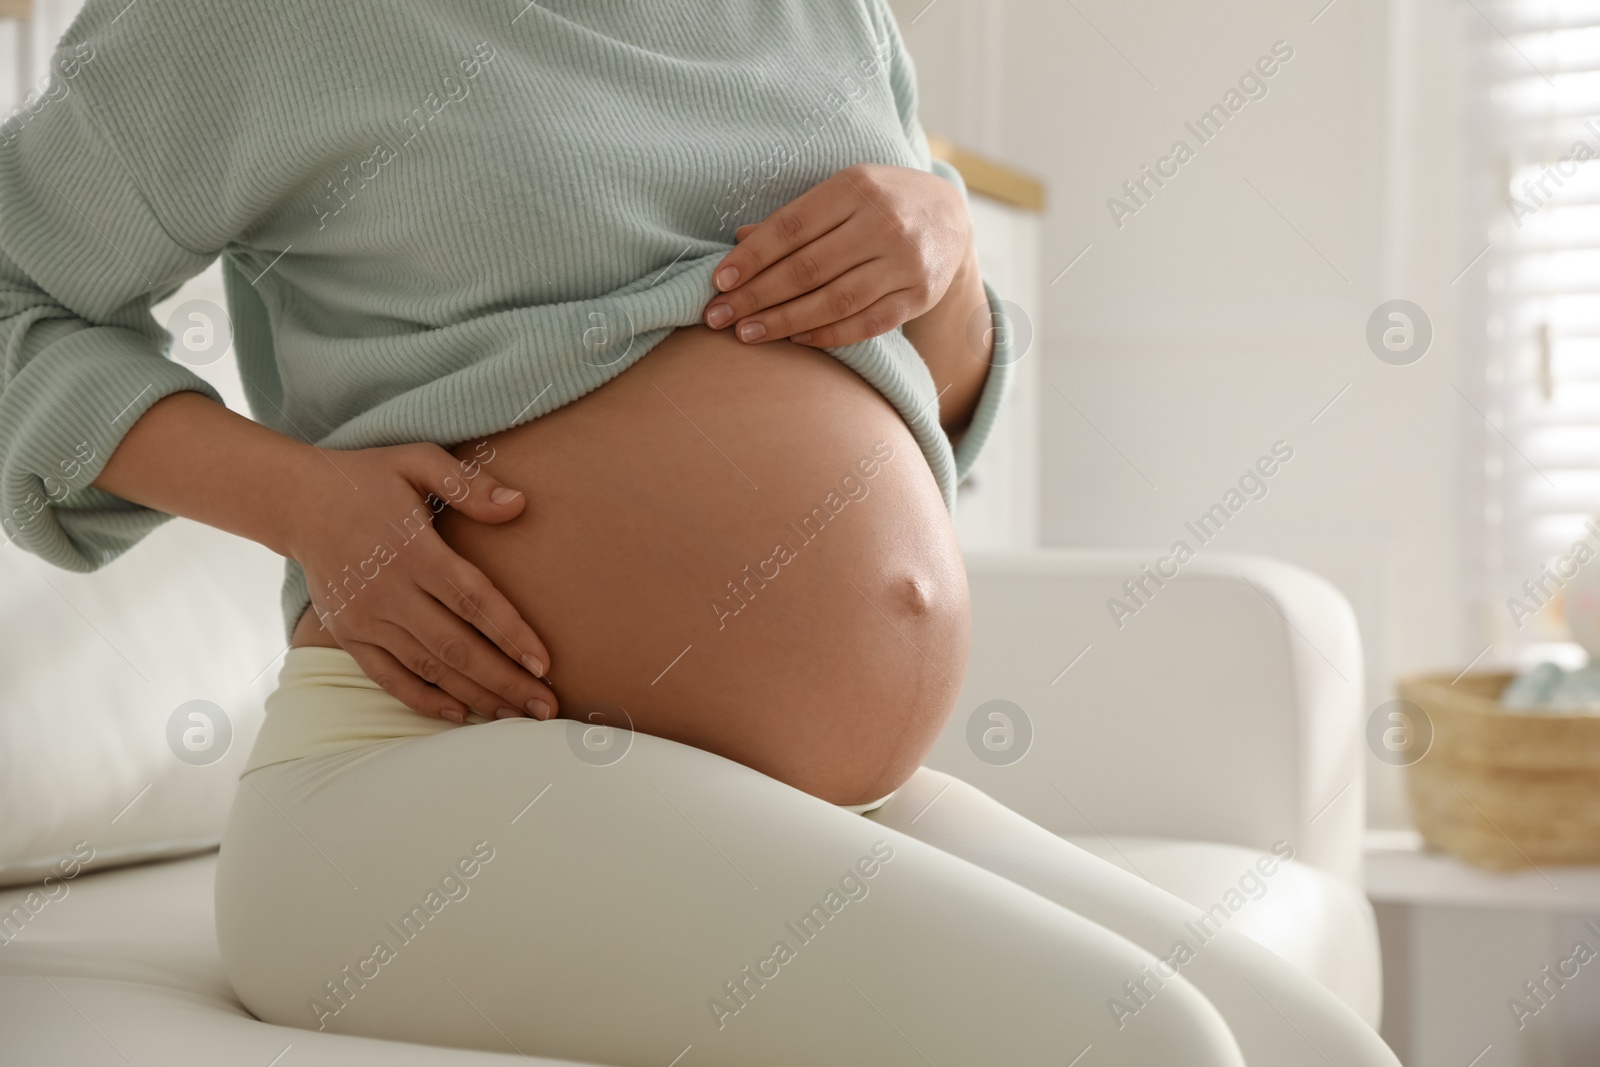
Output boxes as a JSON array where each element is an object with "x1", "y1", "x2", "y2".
[
  {"x1": 295, "y1": 326, "x2": 972, "y2": 803},
  {"x1": 94, "y1": 163, "x2": 997, "y2": 801}
]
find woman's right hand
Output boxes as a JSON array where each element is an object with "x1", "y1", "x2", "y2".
[{"x1": 286, "y1": 441, "x2": 557, "y2": 724}]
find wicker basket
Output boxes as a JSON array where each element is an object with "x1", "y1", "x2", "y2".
[{"x1": 1397, "y1": 672, "x2": 1600, "y2": 871}]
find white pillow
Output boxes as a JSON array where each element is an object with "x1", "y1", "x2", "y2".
[{"x1": 0, "y1": 516, "x2": 285, "y2": 887}]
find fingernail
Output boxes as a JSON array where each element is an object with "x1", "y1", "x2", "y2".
[
  {"x1": 715, "y1": 266, "x2": 740, "y2": 290},
  {"x1": 490, "y1": 487, "x2": 522, "y2": 504},
  {"x1": 523, "y1": 654, "x2": 546, "y2": 678},
  {"x1": 706, "y1": 303, "x2": 733, "y2": 328},
  {"x1": 738, "y1": 321, "x2": 766, "y2": 343},
  {"x1": 496, "y1": 707, "x2": 522, "y2": 720},
  {"x1": 527, "y1": 699, "x2": 551, "y2": 720},
  {"x1": 792, "y1": 332, "x2": 812, "y2": 344},
  {"x1": 442, "y1": 708, "x2": 465, "y2": 724}
]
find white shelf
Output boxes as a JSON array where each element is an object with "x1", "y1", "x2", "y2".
[{"x1": 1366, "y1": 831, "x2": 1600, "y2": 913}]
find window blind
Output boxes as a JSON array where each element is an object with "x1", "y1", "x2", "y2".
[{"x1": 1469, "y1": 1, "x2": 1600, "y2": 662}]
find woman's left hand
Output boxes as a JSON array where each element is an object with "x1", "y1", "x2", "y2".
[{"x1": 703, "y1": 163, "x2": 974, "y2": 349}]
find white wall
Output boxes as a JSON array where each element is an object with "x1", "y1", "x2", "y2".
[
  {"x1": 892, "y1": 0, "x2": 1477, "y2": 831},
  {"x1": 0, "y1": 0, "x2": 88, "y2": 112}
]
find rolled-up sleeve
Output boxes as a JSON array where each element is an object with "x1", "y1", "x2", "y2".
[
  {"x1": 0, "y1": 68, "x2": 222, "y2": 570},
  {"x1": 869, "y1": 0, "x2": 1016, "y2": 485},
  {"x1": 947, "y1": 277, "x2": 1016, "y2": 484}
]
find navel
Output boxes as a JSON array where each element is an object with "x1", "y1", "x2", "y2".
[{"x1": 894, "y1": 574, "x2": 932, "y2": 616}]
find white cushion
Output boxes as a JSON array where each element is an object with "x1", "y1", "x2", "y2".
[
  {"x1": 0, "y1": 518, "x2": 285, "y2": 887},
  {"x1": 0, "y1": 852, "x2": 587, "y2": 1065},
  {"x1": 1066, "y1": 835, "x2": 1383, "y2": 1028}
]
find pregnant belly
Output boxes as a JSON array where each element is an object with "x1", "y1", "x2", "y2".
[{"x1": 426, "y1": 326, "x2": 970, "y2": 805}]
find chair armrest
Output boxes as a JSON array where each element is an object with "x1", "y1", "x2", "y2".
[{"x1": 926, "y1": 549, "x2": 1367, "y2": 890}]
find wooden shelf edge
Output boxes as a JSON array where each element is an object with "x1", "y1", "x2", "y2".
[
  {"x1": 0, "y1": 0, "x2": 30, "y2": 20},
  {"x1": 926, "y1": 133, "x2": 1046, "y2": 213}
]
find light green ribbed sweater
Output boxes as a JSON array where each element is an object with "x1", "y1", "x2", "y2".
[{"x1": 0, "y1": 0, "x2": 1013, "y2": 641}]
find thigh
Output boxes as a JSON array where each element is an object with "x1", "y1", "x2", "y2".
[
  {"x1": 869, "y1": 768, "x2": 1399, "y2": 1067},
  {"x1": 217, "y1": 721, "x2": 1245, "y2": 1067}
]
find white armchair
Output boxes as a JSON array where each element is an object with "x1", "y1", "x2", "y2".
[{"x1": 929, "y1": 549, "x2": 1381, "y2": 1027}]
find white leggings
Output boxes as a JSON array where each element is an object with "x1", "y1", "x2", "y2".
[{"x1": 216, "y1": 714, "x2": 1398, "y2": 1066}]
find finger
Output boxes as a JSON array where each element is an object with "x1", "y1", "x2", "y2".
[
  {"x1": 710, "y1": 179, "x2": 854, "y2": 294},
  {"x1": 731, "y1": 260, "x2": 900, "y2": 344},
  {"x1": 416, "y1": 547, "x2": 553, "y2": 679},
  {"x1": 402, "y1": 443, "x2": 527, "y2": 527},
  {"x1": 734, "y1": 224, "x2": 757, "y2": 241},
  {"x1": 409, "y1": 575, "x2": 560, "y2": 716},
  {"x1": 705, "y1": 223, "x2": 876, "y2": 334},
  {"x1": 787, "y1": 289, "x2": 922, "y2": 349},
  {"x1": 378, "y1": 623, "x2": 552, "y2": 720},
  {"x1": 343, "y1": 639, "x2": 470, "y2": 722}
]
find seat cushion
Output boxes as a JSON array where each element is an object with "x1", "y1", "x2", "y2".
[
  {"x1": 1066, "y1": 835, "x2": 1382, "y2": 1028},
  {"x1": 0, "y1": 852, "x2": 585, "y2": 1066}
]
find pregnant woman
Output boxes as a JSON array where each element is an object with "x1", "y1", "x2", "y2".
[{"x1": 0, "y1": 1, "x2": 1398, "y2": 1064}]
